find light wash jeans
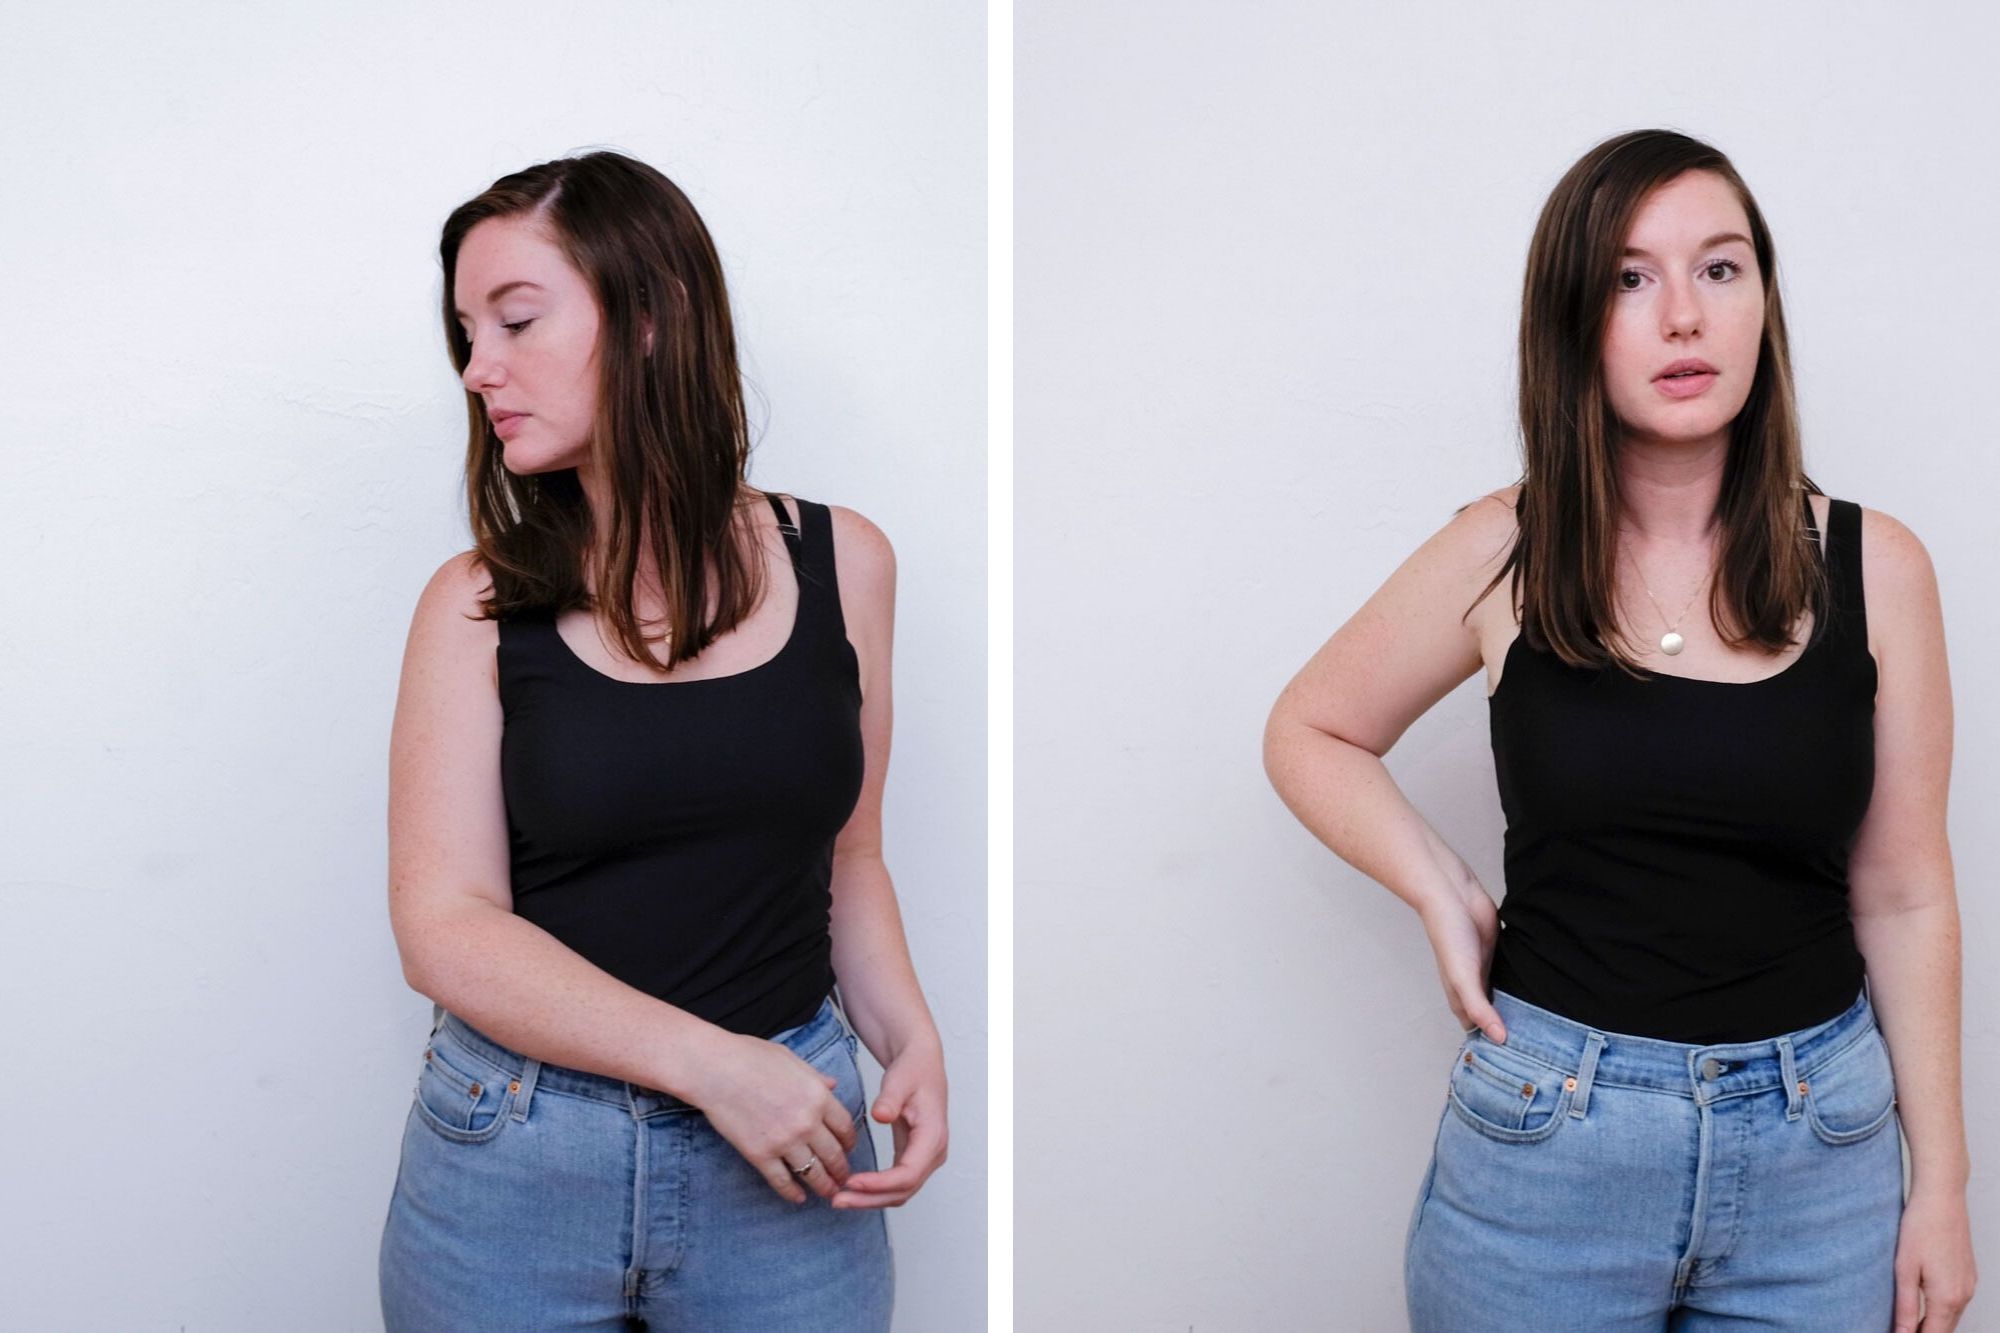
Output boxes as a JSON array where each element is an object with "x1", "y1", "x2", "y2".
[
  {"x1": 379, "y1": 995, "x2": 893, "y2": 1331},
  {"x1": 1406, "y1": 982, "x2": 1903, "y2": 1331}
]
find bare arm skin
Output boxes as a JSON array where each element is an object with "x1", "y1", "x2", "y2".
[
  {"x1": 819, "y1": 504, "x2": 948, "y2": 1209},
  {"x1": 1840, "y1": 508, "x2": 1976, "y2": 1327},
  {"x1": 1262, "y1": 488, "x2": 1522, "y2": 1040}
]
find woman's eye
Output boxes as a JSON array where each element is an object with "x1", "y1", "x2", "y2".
[
  {"x1": 463, "y1": 319, "x2": 534, "y2": 345},
  {"x1": 1616, "y1": 258, "x2": 1744, "y2": 290}
]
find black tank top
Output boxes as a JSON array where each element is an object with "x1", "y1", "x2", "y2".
[
  {"x1": 1486, "y1": 493, "x2": 1876, "y2": 1044},
  {"x1": 496, "y1": 494, "x2": 865, "y2": 1039}
]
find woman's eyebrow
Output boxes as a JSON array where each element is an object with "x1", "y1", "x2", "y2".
[
  {"x1": 1621, "y1": 231, "x2": 1752, "y2": 259},
  {"x1": 453, "y1": 279, "x2": 545, "y2": 319}
]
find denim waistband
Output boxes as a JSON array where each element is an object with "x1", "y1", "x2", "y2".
[
  {"x1": 431, "y1": 994, "x2": 846, "y2": 1116},
  {"x1": 1487, "y1": 982, "x2": 1876, "y2": 1102}
]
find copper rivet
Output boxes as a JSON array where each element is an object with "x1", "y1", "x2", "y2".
[
  {"x1": 1520, "y1": 1082, "x2": 1534, "y2": 1097},
  {"x1": 1798, "y1": 1080, "x2": 1809, "y2": 1094},
  {"x1": 469, "y1": 1082, "x2": 481, "y2": 1096},
  {"x1": 509, "y1": 1080, "x2": 521, "y2": 1094},
  {"x1": 424, "y1": 1050, "x2": 432, "y2": 1061},
  {"x1": 1565, "y1": 1076, "x2": 1577, "y2": 1091},
  {"x1": 1463, "y1": 1052, "x2": 1473, "y2": 1064}
]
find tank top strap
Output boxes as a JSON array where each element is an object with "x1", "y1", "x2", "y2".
[
  {"x1": 1813, "y1": 495, "x2": 1869, "y2": 659},
  {"x1": 765, "y1": 491, "x2": 804, "y2": 569},
  {"x1": 1825, "y1": 497, "x2": 1862, "y2": 610},
  {"x1": 783, "y1": 496, "x2": 850, "y2": 642}
]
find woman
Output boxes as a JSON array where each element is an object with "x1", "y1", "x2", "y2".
[
  {"x1": 1263, "y1": 130, "x2": 1973, "y2": 1330},
  {"x1": 378, "y1": 151, "x2": 947, "y2": 1331}
]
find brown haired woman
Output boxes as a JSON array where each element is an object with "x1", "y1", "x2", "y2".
[
  {"x1": 1264, "y1": 130, "x2": 1973, "y2": 1330},
  {"x1": 377, "y1": 150, "x2": 946, "y2": 1331}
]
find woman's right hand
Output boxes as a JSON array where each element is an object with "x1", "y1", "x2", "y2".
[
  {"x1": 682, "y1": 1032, "x2": 860, "y2": 1204},
  {"x1": 1419, "y1": 871, "x2": 1508, "y2": 1044}
]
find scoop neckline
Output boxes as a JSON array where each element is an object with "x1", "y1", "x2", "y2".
[
  {"x1": 538, "y1": 553, "x2": 804, "y2": 690},
  {"x1": 1486, "y1": 620, "x2": 1822, "y2": 703}
]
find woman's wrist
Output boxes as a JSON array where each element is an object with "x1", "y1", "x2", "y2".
[
  {"x1": 873, "y1": 1018, "x2": 942, "y2": 1068},
  {"x1": 647, "y1": 1015, "x2": 737, "y2": 1106}
]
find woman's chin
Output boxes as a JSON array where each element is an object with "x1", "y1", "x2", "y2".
[{"x1": 501, "y1": 445, "x2": 586, "y2": 476}]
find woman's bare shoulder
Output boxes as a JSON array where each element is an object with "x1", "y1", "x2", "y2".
[
  {"x1": 1855, "y1": 502, "x2": 1939, "y2": 644},
  {"x1": 1457, "y1": 482, "x2": 1522, "y2": 521},
  {"x1": 1442, "y1": 484, "x2": 1523, "y2": 581},
  {"x1": 404, "y1": 550, "x2": 502, "y2": 687}
]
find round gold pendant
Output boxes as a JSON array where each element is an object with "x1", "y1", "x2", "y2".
[{"x1": 1660, "y1": 631, "x2": 1685, "y2": 655}]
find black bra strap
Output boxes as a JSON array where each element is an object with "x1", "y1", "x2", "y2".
[{"x1": 764, "y1": 492, "x2": 803, "y2": 567}]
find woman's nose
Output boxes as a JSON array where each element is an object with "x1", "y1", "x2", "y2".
[
  {"x1": 462, "y1": 350, "x2": 500, "y2": 393},
  {"x1": 1660, "y1": 278, "x2": 1703, "y2": 336}
]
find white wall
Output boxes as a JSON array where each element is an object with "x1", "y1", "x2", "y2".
[
  {"x1": 1020, "y1": 3, "x2": 1996, "y2": 1328},
  {"x1": 0, "y1": 4, "x2": 985, "y2": 1327}
]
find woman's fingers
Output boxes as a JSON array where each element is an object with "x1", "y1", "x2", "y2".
[
  {"x1": 805, "y1": 1123, "x2": 851, "y2": 1190},
  {"x1": 832, "y1": 1187, "x2": 915, "y2": 1209},
  {"x1": 1461, "y1": 987, "x2": 1506, "y2": 1043},
  {"x1": 783, "y1": 1092, "x2": 856, "y2": 1200},
  {"x1": 786, "y1": 1153, "x2": 838, "y2": 1200},
  {"x1": 840, "y1": 1117, "x2": 945, "y2": 1198},
  {"x1": 823, "y1": 1095, "x2": 859, "y2": 1155},
  {"x1": 758, "y1": 1154, "x2": 811, "y2": 1205}
]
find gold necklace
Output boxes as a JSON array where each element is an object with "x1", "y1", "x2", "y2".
[{"x1": 1619, "y1": 534, "x2": 1713, "y2": 656}]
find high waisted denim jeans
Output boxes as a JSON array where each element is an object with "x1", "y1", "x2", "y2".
[
  {"x1": 379, "y1": 995, "x2": 894, "y2": 1332},
  {"x1": 1405, "y1": 982, "x2": 1904, "y2": 1331}
]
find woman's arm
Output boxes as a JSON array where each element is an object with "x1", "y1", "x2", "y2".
[
  {"x1": 388, "y1": 552, "x2": 860, "y2": 1205},
  {"x1": 1262, "y1": 490, "x2": 1520, "y2": 1039},
  {"x1": 820, "y1": 504, "x2": 949, "y2": 1208},
  {"x1": 1841, "y1": 507, "x2": 1976, "y2": 1326}
]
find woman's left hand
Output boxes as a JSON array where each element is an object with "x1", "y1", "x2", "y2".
[
  {"x1": 1894, "y1": 1187, "x2": 1978, "y2": 1332},
  {"x1": 830, "y1": 1036, "x2": 948, "y2": 1209}
]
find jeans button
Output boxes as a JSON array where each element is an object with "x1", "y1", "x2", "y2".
[{"x1": 1700, "y1": 1057, "x2": 1725, "y2": 1080}]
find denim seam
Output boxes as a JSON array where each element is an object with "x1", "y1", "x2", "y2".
[
  {"x1": 422, "y1": 1043, "x2": 481, "y2": 1096},
  {"x1": 411, "y1": 1072, "x2": 516, "y2": 1143},
  {"x1": 434, "y1": 1023, "x2": 521, "y2": 1086},
  {"x1": 625, "y1": 1108, "x2": 649, "y2": 1312},
  {"x1": 795, "y1": 1027, "x2": 845, "y2": 1065},
  {"x1": 1465, "y1": 1036, "x2": 1571, "y2": 1081},
  {"x1": 1803, "y1": 1084, "x2": 1897, "y2": 1146},
  {"x1": 671, "y1": 1114, "x2": 693, "y2": 1272},
  {"x1": 1797, "y1": 1026, "x2": 1875, "y2": 1083},
  {"x1": 1461, "y1": 1049, "x2": 1537, "y2": 1097}
]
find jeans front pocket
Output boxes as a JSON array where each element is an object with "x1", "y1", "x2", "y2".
[
  {"x1": 1446, "y1": 1031, "x2": 1575, "y2": 1144},
  {"x1": 803, "y1": 1027, "x2": 866, "y2": 1127},
  {"x1": 1802, "y1": 1025, "x2": 1898, "y2": 1147},
  {"x1": 411, "y1": 1023, "x2": 518, "y2": 1145}
]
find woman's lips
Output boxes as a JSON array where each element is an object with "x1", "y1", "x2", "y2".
[
  {"x1": 1654, "y1": 371, "x2": 1716, "y2": 399},
  {"x1": 495, "y1": 413, "x2": 530, "y2": 437}
]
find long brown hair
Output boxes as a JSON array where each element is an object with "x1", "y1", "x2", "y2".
[
  {"x1": 441, "y1": 149, "x2": 765, "y2": 670},
  {"x1": 1466, "y1": 129, "x2": 1832, "y2": 680}
]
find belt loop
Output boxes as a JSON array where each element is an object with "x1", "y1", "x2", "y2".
[
  {"x1": 510, "y1": 1056, "x2": 541, "y2": 1122},
  {"x1": 1569, "y1": 1031, "x2": 1606, "y2": 1119},
  {"x1": 1778, "y1": 1036, "x2": 1802, "y2": 1120}
]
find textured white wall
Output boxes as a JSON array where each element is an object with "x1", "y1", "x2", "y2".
[
  {"x1": 1019, "y1": 3, "x2": 1996, "y2": 1328},
  {"x1": 0, "y1": 4, "x2": 985, "y2": 1327}
]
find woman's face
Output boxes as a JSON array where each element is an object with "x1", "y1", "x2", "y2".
[
  {"x1": 1599, "y1": 169, "x2": 1764, "y2": 454},
  {"x1": 455, "y1": 215, "x2": 615, "y2": 474}
]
